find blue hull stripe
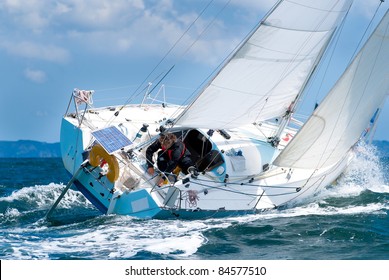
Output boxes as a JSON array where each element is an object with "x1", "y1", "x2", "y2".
[{"x1": 72, "y1": 179, "x2": 108, "y2": 214}]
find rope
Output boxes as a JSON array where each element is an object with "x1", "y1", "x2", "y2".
[{"x1": 194, "y1": 176, "x2": 297, "y2": 189}]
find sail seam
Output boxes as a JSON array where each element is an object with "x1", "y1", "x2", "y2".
[
  {"x1": 285, "y1": 0, "x2": 350, "y2": 13},
  {"x1": 262, "y1": 21, "x2": 336, "y2": 33}
]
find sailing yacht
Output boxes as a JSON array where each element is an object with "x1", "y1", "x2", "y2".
[{"x1": 49, "y1": 0, "x2": 389, "y2": 219}]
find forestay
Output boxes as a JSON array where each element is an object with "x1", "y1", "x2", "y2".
[
  {"x1": 174, "y1": 0, "x2": 352, "y2": 129},
  {"x1": 274, "y1": 10, "x2": 389, "y2": 169}
]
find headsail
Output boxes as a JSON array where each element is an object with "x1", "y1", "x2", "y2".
[
  {"x1": 274, "y1": 10, "x2": 389, "y2": 169},
  {"x1": 174, "y1": 0, "x2": 352, "y2": 129}
]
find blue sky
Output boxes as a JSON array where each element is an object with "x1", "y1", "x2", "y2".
[{"x1": 0, "y1": 0, "x2": 388, "y2": 143}]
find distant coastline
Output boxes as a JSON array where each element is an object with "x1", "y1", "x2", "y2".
[
  {"x1": 0, "y1": 140, "x2": 60, "y2": 158},
  {"x1": 0, "y1": 139, "x2": 388, "y2": 158}
]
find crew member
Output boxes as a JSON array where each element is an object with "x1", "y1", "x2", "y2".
[{"x1": 146, "y1": 133, "x2": 193, "y2": 186}]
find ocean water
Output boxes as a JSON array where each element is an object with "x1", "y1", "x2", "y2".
[{"x1": 0, "y1": 144, "x2": 388, "y2": 260}]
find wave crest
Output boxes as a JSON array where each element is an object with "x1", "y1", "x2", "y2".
[
  {"x1": 329, "y1": 142, "x2": 389, "y2": 196},
  {"x1": 0, "y1": 183, "x2": 92, "y2": 211}
]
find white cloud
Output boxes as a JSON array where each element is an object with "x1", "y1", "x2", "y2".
[
  {"x1": 1, "y1": 0, "x2": 260, "y2": 62},
  {"x1": 0, "y1": 41, "x2": 70, "y2": 63},
  {"x1": 230, "y1": 0, "x2": 276, "y2": 11},
  {"x1": 24, "y1": 68, "x2": 47, "y2": 83},
  {"x1": 0, "y1": 0, "x2": 386, "y2": 66},
  {"x1": 54, "y1": 2, "x2": 72, "y2": 14},
  {"x1": 0, "y1": 0, "x2": 48, "y2": 32},
  {"x1": 53, "y1": 0, "x2": 146, "y2": 30}
]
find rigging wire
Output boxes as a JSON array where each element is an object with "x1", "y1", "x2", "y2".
[
  {"x1": 172, "y1": 0, "x2": 283, "y2": 124},
  {"x1": 311, "y1": 8, "x2": 350, "y2": 105},
  {"x1": 312, "y1": 0, "x2": 385, "y2": 105},
  {"x1": 349, "y1": 0, "x2": 386, "y2": 62},
  {"x1": 110, "y1": 0, "x2": 216, "y2": 119},
  {"x1": 146, "y1": 0, "x2": 236, "y2": 123}
]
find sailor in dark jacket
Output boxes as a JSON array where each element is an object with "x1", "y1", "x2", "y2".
[{"x1": 146, "y1": 133, "x2": 193, "y2": 185}]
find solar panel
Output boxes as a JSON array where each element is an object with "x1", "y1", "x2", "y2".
[{"x1": 92, "y1": 126, "x2": 133, "y2": 154}]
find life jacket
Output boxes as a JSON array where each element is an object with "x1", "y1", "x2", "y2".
[{"x1": 164, "y1": 142, "x2": 186, "y2": 161}]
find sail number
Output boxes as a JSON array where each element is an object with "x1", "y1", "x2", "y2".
[{"x1": 218, "y1": 266, "x2": 266, "y2": 276}]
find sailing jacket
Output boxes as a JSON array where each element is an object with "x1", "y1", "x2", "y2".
[{"x1": 146, "y1": 139, "x2": 192, "y2": 174}]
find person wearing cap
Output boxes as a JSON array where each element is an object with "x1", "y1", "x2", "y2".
[{"x1": 146, "y1": 133, "x2": 193, "y2": 186}]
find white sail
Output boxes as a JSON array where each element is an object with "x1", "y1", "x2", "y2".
[
  {"x1": 174, "y1": 0, "x2": 352, "y2": 129},
  {"x1": 274, "y1": 10, "x2": 389, "y2": 169}
]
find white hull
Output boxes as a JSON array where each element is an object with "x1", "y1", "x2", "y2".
[{"x1": 60, "y1": 105, "x2": 351, "y2": 219}]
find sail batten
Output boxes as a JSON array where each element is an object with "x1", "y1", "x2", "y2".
[
  {"x1": 274, "y1": 10, "x2": 389, "y2": 169},
  {"x1": 174, "y1": 0, "x2": 352, "y2": 130}
]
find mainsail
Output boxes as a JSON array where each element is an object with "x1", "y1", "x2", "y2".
[
  {"x1": 274, "y1": 10, "x2": 389, "y2": 169},
  {"x1": 174, "y1": 0, "x2": 353, "y2": 129}
]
